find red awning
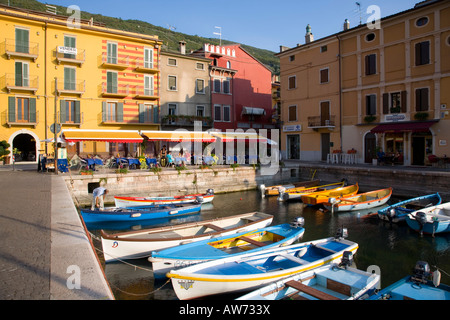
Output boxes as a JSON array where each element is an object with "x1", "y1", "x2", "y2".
[
  {"x1": 62, "y1": 130, "x2": 144, "y2": 143},
  {"x1": 370, "y1": 121, "x2": 437, "y2": 133}
]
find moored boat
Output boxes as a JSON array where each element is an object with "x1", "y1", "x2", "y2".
[
  {"x1": 377, "y1": 193, "x2": 441, "y2": 223},
  {"x1": 114, "y1": 189, "x2": 214, "y2": 207},
  {"x1": 277, "y1": 181, "x2": 346, "y2": 202},
  {"x1": 301, "y1": 184, "x2": 359, "y2": 206},
  {"x1": 237, "y1": 253, "x2": 379, "y2": 300},
  {"x1": 80, "y1": 202, "x2": 201, "y2": 223},
  {"x1": 100, "y1": 212, "x2": 274, "y2": 262},
  {"x1": 166, "y1": 228, "x2": 358, "y2": 300},
  {"x1": 259, "y1": 179, "x2": 320, "y2": 197},
  {"x1": 368, "y1": 261, "x2": 450, "y2": 300},
  {"x1": 323, "y1": 187, "x2": 392, "y2": 213},
  {"x1": 405, "y1": 202, "x2": 450, "y2": 236},
  {"x1": 149, "y1": 219, "x2": 306, "y2": 279}
]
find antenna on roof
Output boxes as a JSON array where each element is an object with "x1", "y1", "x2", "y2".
[
  {"x1": 356, "y1": 2, "x2": 362, "y2": 25},
  {"x1": 213, "y1": 26, "x2": 222, "y2": 46},
  {"x1": 46, "y1": 4, "x2": 57, "y2": 15}
]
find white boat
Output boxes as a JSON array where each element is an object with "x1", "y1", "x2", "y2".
[
  {"x1": 167, "y1": 229, "x2": 358, "y2": 300},
  {"x1": 149, "y1": 220, "x2": 306, "y2": 279},
  {"x1": 323, "y1": 187, "x2": 392, "y2": 213},
  {"x1": 100, "y1": 212, "x2": 273, "y2": 262},
  {"x1": 406, "y1": 202, "x2": 450, "y2": 236},
  {"x1": 237, "y1": 256, "x2": 379, "y2": 300}
]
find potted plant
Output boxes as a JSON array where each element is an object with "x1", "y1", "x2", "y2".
[{"x1": 0, "y1": 140, "x2": 11, "y2": 165}]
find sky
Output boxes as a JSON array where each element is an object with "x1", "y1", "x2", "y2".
[{"x1": 47, "y1": 0, "x2": 420, "y2": 52}]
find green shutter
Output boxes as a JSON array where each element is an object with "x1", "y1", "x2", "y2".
[
  {"x1": 74, "y1": 101, "x2": 81, "y2": 124},
  {"x1": 60, "y1": 100, "x2": 66, "y2": 123},
  {"x1": 102, "y1": 101, "x2": 107, "y2": 122},
  {"x1": 29, "y1": 98, "x2": 36, "y2": 123},
  {"x1": 15, "y1": 62, "x2": 22, "y2": 87},
  {"x1": 15, "y1": 28, "x2": 29, "y2": 54},
  {"x1": 8, "y1": 97, "x2": 16, "y2": 123},
  {"x1": 139, "y1": 104, "x2": 145, "y2": 123},
  {"x1": 153, "y1": 106, "x2": 159, "y2": 123},
  {"x1": 117, "y1": 103, "x2": 123, "y2": 122}
]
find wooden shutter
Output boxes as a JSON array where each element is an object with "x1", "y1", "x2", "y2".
[
  {"x1": 382, "y1": 93, "x2": 389, "y2": 114},
  {"x1": 139, "y1": 104, "x2": 145, "y2": 123},
  {"x1": 15, "y1": 62, "x2": 22, "y2": 87},
  {"x1": 29, "y1": 98, "x2": 36, "y2": 123},
  {"x1": 15, "y1": 28, "x2": 29, "y2": 54},
  {"x1": 102, "y1": 101, "x2": 107, "y2": 122},
  {"x1": 153, "y1": 106, "x2": 159, "y2": 123},
  {"x1": 401, "y1": 91, "x2": 407, "y2": 113},
  {"x1": 74, "y1": 101, "x2": 80, "y2": 124},
  {"x1": 116, "y1": 102, "x2": 123, "y2": 122},
  {"x1": 8, "y1": 97, "x2": 15, "y2": 123},
  {"x1": 60, "y1": 100, "x2": 66, "y2": 123}
]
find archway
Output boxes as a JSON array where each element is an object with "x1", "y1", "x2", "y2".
[{"x1": 9, "y1": 130, "x2": 39, "y2": 163}]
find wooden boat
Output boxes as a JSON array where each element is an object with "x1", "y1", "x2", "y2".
[
  {"x1": 149, "y1": 220, "x2": 306, "y2": 279},
  {"x1": 377, "y1": 193, "x2": 442, "y2": 223},
  {"x1": 277, "y1": 181, "x2": 345, "y2": 202},
  {"x1": 405, "y1": 202, "x2": 450, "y2": 236},
  {"x1": 237, "y1": 258, "x2": 379, "y2": 300},
  {"x1": 301, "y1": 184, "x2": 359, "y2": 206},
  {"x1": 323, "y1": 187, "x2": 392, "y2": 213},
  {"x1": 80, "y1": 203, "x2": 201, "y2": 223},
  {"x1": 114, "y1": 189, "x2": 214, "y2": 208},
  {"x1": 100, "y1": 212, "x2": 274, "y2": 262},
  {"x1": 368, "y1": 261, "x2": 450, "y2": 300},
  {"x1": 166, "y1": 230, "x2": 358, "y2": 300},
  {"x1": 259, "y1": 179, "x2": 320, "y2": 197}
]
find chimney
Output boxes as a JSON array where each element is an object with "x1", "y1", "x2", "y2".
[
  {"x1": 179, "y1": 41, "x2": 186, "y2": 55},
  {"x1": 279, "y1": 45, "x2": 290, "y2": 53},
  {"x1": 305, "y1": 24, "x2": 314, "y2": 44},
  {"x1": 344, "y1": 19, "x2": 350, "y2": 31}
]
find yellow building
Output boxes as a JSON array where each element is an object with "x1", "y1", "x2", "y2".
[
  {"x1": 0, "y1": 4, "x2": 162, "y2": 163},
  {"x1": 277, "y1": 0, "x2": 450, "y2": 166}
]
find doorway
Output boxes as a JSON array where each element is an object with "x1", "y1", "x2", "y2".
[
  {"x1": 364, "y1": 132, "x2": 376, "y2": 163},
  {"x1": 12, "y1": 133, "x2": 36, "y2": 162},
  {"x1": 412, "y1": 133, "x2": 432, "y2": 166},
  {"x1": 321, "y1": 133, "x2": 330, "y2": 161},
  {"x1": 287, "y1": 135, "x2": 300, "y2": 160}
]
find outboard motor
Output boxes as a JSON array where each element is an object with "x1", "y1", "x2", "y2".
[
  {"x1": 386, "y1": 208, "x2": 396, "y2": 223},
  {"x1": 290, "y1": 217, "x2": 305, "y2": 228},
  {"x1": 335, "y1": 227, "x2": 348, "y2": 239},
  {"x1": 195, "y1": 196, "x2": 204, "y2": 203},
  {"x1": 206, "y1": 189, "x2": 214, "y2": 195},
  {"x1": 277, "y1": 188, "x2": 286, "y2": 202},
  {"x1": 259, "y1": 184, "x2": 266, "y2": 198},
  {"x1": 414, "y1": 211, "x2": 428, "y2": 236},
  {"x1": 411, "y1": 261, "x2": 431, "y2": 284},
  {"x1": 338, "y1": 251, "x2": 353, "y2": 269}
]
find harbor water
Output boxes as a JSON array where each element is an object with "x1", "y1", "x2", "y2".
[{"x1": 88, "y1": 189, "x2": 450, "y2": 300}]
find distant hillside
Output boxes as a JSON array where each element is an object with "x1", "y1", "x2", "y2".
[{"x1": 0, "y1": 0, "x2": 279, "y2": 74}]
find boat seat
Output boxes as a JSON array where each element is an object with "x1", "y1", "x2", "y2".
[
  {"x1": 285, "y1": 280, "x2": 341, "y2": 300},
  {"x1": 278, "y1": 253, "x2": 309, "y2": 265},
  {"x1": 203, "y1": 224, "x2": 226, "y2": 232},
  {"x1": 237, "y1": 236, "x2": 267, "y2": 247},
  {"x1": 313, "y1": 244, "x2": 337, "y2": 253}
]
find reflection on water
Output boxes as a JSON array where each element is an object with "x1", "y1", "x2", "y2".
[{"x1": 88, "y1": 190, "x2": 450, "y2": 300}]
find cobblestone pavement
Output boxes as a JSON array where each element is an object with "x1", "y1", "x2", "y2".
[{"x1": 0, "y1": 170, "x2": 51, "y2": 299}]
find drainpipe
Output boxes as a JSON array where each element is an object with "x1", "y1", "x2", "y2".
[{"x1": 337, "y1": 35, "x2": 343, "y2": 151}]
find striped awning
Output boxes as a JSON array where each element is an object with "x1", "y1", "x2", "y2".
[
  {"x1": 140, "y1": 131, "x2": 216, "y2": 142},
  {"x1": 62, "y1": 129, "x2": 144, "y2": 143}
]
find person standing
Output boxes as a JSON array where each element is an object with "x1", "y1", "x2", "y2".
[{"x1": 91, "y1": 187, "x2": 108, "y2": 210}]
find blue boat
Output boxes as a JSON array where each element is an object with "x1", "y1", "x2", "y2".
[
  {"x1": 405, "y1": 202, "x2": 450, "y2": 236},
  {"x1": 80, "y1": 203, "x2": 201, "y2": 224},
  {"x1": 237, "y1": 253, "x2": 379, "y2": 300},
  {"x1": 378, "y1": 193, "x2": 442, "y2": 223},
  {"x1": 369, "y1": 261, "x2": 450, "y2": 300},
  {"x1": 149, "y1": 218, "x2": 306, "y2": 279}
]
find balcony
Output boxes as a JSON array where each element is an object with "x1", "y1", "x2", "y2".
[
  {"x1": 2, "y1": 110, "x2": 39, "y2": 128},
  {"x1": 55, "y1": 46, "x2": 85, "y2": 65},
  {"x1": 134, "y1": 87, "x2": 159, "y2": 100},
  {"x1": 56, "y1": 79, "x2": 85, "y2": 96},
  {"x1": 100, "y1": 82, "x2": 129, "y2": 97},
  {"x1": 161, "y1": 115, "x2": 213, "y2": 128},
  {"x1": 3, "y1": 39, "x2": 39, "y2": 61},
  {"x1": 308, "y1": 115, "x2": 336, "y2": 130},
  {"x1": 99, "y1": 53, "x2": 130, "y2": 69},
  {"x1": 134, "y1": 58, "x2": 159, "y2": 73},
  {"x1": 2, "y1": 73, "x2": 39, "y2": 94}
]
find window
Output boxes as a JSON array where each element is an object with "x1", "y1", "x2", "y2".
[
  {"x1": 196, "y1": 79, "x2": 205, "y2": 94},
  {"x1": 365, "y1": 54, "x2": 377, "y2": 75},
  {"x1": 15, "y1": 28, "x2": 29, "y2": 54},
  {"x1": 223, "y1": 105, "x2": 230, "y2": 122},
  {"x1": 415, "y1": 41, "x2": 430, "y2": 66},
  {"x1": 144, "y1": 75, "x2": 154, "y2": 96},
  {"x1": 168, "y1": 103, "x2": 177, "y2": 117},
  {"x1": 320, "y1": 68, "x2": 329, "y2": 83},
  {"x1": 415, "y1": 88, "x2": 429, "y2": 111},
  {"x1": 227, "y1": 61, "x2": 231, "y2": 68},
  {"x1": 15, "y1": 61, "x2": 29, "y2": 87},
  {"x1": 105, "y1": 102, "x2": 117, "y2": 122},
  {"x1": 320, "y1": 46, "x2": 327, "y2": 53},
  {"x1": 168, "y1": 75, "x2": 177, "y2": 91},
  {"x1": 391, "y1": 92, "x2": 401, "y2": 113},
  {"x1": 64, "y1": 35, "x2": 76, "y2": 59},
  {"x1": 144, "y1": 48, "x2": 154, "y2": 69},
  {"x1": 365, "y1": 33, "x2": 376, "y2": 42},
  {"x1": 383, "y1": 91, "x2": 406, "y2": 114},
  {"x1": 416, "y1": 17, "x2": 429, "y2": 27},
  {"x1": 289, "y1": 55, "x2": 295, "y2": 62},
  {"x1": 223, "y1": 79, "x2": 230, "y2": 94},
  {"x1": 288, "y1": 76, "x2": 296, "y2": 89},
  {"x1": 214, "y1": 105, "x2": 222, "y2": 121},
  {"x1": 106, "y1": 71, "x2": 118, "y2": 93},
  {"x1": 107, "y1": 42, "x2": 117, "y2": 64},
  {"x1": 168, "y1": 58, "x2": 177, "y2": 66},
  {"x1": 288, "y1": 105, "x2": 297, "y2": 122},
  {"x1": 102, "y1": 101, "x2": 123, "y2": 122},
  {"x1": 213, "y1": 79, "x2": 221, "y2": 93},
  {"x1": 139, "y1": 104, "x2": 154, "y2": 123},
  {"x1": 64, "y1": 67, "x2": 76, "y2": 91},
  {"x1": 60, "y1": 100, "x2": 80, "y2": 123},
  {"x1": 196, "y1": 63, "x2": 204, "y2": 70},
  {"x1": 196, "y1": 106, "x2": 205, "y2": 117},
  {"x1": 8, "y1": 96, "x2": 36, "y2": 123},
  {"x1": 366, "y1": 94, "x2": 377, "y2": 115}
]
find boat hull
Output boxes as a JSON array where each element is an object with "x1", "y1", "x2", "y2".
[
  {"x1": 324, "y1": 188, "x2": 392, "y2": 212},
  {"x1": 405, "y1": 202, "x2": 450, "y2": 235},
  {"x1": 301, "y1": 184, "x2": 359, "y2": 206},
  {"x1": 149, "y1": 224, "x2": 305, "y2": 278},
  {"x1": 114, "y1": 192, "x2": 214, "y2": 208},
  {"x1": 278, "y1": 182, "x2": 345, "y2": 202},
  {"x1": 100, "y1": 212, "x2": 274, "y2": 262},
  {"x1": 167, "y1": 237, "x2": 358, "y2": 300},
  {"x1": 260, "y1": 179, "x2": 320, "y2": 196}
]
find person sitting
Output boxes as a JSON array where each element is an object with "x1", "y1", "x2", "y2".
[
  {"x1": 377, "y1": 151, "x2": 386, "y2": 165},
  {"x1": 91, "y1": 187, "x2": 108, "y2": 211},
  {"x1": 166, "y1": 151, "x2": 174, "y2": 167}
]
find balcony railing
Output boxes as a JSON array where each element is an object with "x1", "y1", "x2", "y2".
[
  {"x1": 100, "y1": 82, "x2": 129, "y2": 97},
  {"x1": 134, "y1": 86, "x2": 159, "y2": 100},
  {"x1": 2, "y1": 73, "x2": 39, "y2": 94},
  {"x1": 134, "y1": 57, "x2": 159, "y2": 73},
  {"x1": 55, "y1": 46, "x2": 85, "y2": 65},
  {"x1": 99, "y1": 53, "x2": 130, "y2": 69},
  {"x1": 3, "y1": 39, "x2": 39, "y2": 61},
  {"x1": 58, "y1": 111, "x2": 83, "y2": 126},
  {"x1": 161, "y1": 115, "x2": 213, "y2": 127},
  {"x1": 2, "y1": 110, "x2": 39, "y2": 128},
  {"x1": 56, "y1": 79, "x2": 85, "y2": 96},
  {"x1": 308, "y1": 115, "x2": 336, "y2": 128}
]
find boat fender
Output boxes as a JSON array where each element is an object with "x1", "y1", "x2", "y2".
[
  {"x1": 432, "y1": 270, "x2": 441, "y2": 287},
  {"x1": 259, "y1": 184, "x2": 266, "y2": 197},
  {"x1": 130, "y1": 213, "x2": 141, "y2": 218}
]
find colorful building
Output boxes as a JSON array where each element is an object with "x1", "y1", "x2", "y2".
[{"x1": 0, "y1": 4, "x2": 162, "y2": 163}]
